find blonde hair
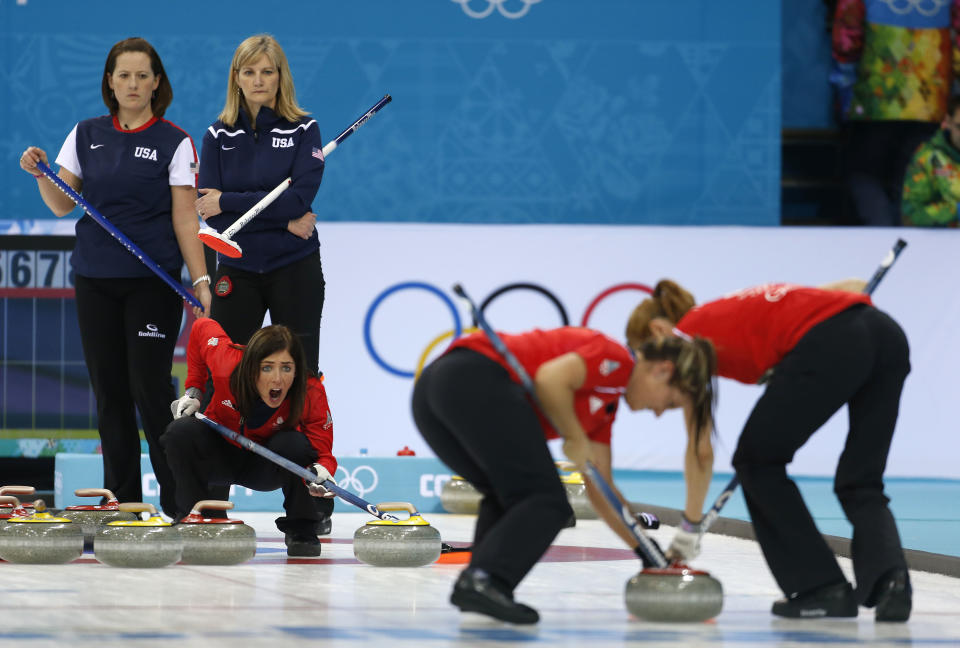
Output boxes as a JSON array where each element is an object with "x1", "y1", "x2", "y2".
[
  {"x1": 639, "y1": 336, "x2": 717, "y2": 438},
  {"x1": 218, "y1": 34, "x2": 309, "y2": 127},
  {"x1": 626, "y1": 279, "x2": 696, "y2": 349}
]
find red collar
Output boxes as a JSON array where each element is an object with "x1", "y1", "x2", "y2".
[{"x1": 112, "y1": 115, "x2": 158, "y2": 133}]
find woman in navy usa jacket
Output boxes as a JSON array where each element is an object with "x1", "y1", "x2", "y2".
[{"x1": 196, "y1": 34, "x2": 326, "y2": 374}]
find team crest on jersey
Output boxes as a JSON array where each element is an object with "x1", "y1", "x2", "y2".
[
  {"x1": 599, "y1": 359, "x2": 620, "y2": 376},
  {"x1": 134, "y1": 146, "x2": 158, "y2": 161},
  {"x1": 274, "y1": 417, "x2": 284, "y2": 427},
  {"x1": 207, "y1": 337, "x2": 219, "y2": 347},
  {"x1": 215, "y1": 276, "x2": 233, "y2": 297},
  {"x1": 221, "y1": 399, "x2": 235, "y2": 409},
  {"x1": 272, "y1": 136, "x2": 294, "y2": 148}
]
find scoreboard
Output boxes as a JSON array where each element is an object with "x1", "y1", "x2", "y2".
[
  {"x1": 0, "y1": 235, "x2": 91, "y2": 436},
  {"x1": 0, "y1": 234, "x2": 195, "y2": 456},
  {"x1": 0, "y1": 238, "x2": 76, "y2": 298}
]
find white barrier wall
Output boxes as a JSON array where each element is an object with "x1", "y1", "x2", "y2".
[{"x1": 310, "y1": 224, "x2": 959, "y2": 479}]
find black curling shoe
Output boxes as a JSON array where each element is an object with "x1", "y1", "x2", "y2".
[
  {"x1": 450, "y1": 567, "x2": 540, "y2": 624},
  {"x1": 285, "y1": 532, "x2": 322, "y2": 557},
  {"x1": 873, "y1": 568, "x2": 912, "y2": 622},
  {"x1": 772, "y1": 581, "x2": 858, "y2": 619}
]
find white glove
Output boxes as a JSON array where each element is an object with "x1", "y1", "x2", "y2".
[
  {"x1": 306, "y1": 464, "x2": 336, "y2": 498},
  {"x1": 170, "y1": 387, "x2": 202, "y2": 419},
  {"x1": 666, "y1": 514, "x2": 703, "y2": 563}
]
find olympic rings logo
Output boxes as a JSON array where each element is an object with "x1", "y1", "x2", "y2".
[
  {"x1": 363, "y1": 281, "x2": 652, "y2": 378},
  {"x1": 880, "y1": 0, "x2": 949, "y2": 17},
  {"x1": 334, "y1": 465, "x2": 379, "y2": 497},
  {"x1": 451, "y1": 0, "x2": 543, "y2": 20}
]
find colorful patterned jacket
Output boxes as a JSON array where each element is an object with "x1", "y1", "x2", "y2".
[
  {"x1": 832, "y1": 0, "x2": 960, "y2": 122},
  {"x1": 902, "y1": 129, "x2": 960, "y2": 226}
]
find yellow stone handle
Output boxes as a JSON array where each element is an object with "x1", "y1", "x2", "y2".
[
  {"x1": 118, "y1": 502, "x2": 158, "y2": 516},
  {"x1": 374, "y1": 502, "x2": 418, "y2": 514}
]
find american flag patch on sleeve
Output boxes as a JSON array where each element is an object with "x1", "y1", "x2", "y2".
[{"x1": 312, "y1": 147, "x2": 324, "y2": 161}]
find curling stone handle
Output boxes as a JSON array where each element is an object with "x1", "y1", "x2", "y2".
[
  {"x1": 374, "y1": 502, "x2": 419, "y2": 515},
  {"x1": 555, "y1": 461, "x2": 576, "y2": 472},
  {"x1": 0, "y1": 496, "x2": 19, "y2": 506},
  {"x1": 189, "y1": 500, "x2": 234, "y2": 514},
  {"x1": 0, "y1": 485, "x2": 36, "y2": 497},
  {"x1": 74, "y1": 488, "x2": 118, "y2": 502},
  {"x1": 118, "y1": 502, "x2": 158, "y2": 515}
]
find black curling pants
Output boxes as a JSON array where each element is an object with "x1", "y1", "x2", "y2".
[
  {"x1": 161, "y1": 417, "x2": 333, "y2": 533},
  {"x1": 412, "y1": 348, "x2": 573, "y2": 591},
  {"x1": 210, "y1": 252, "x2": 325, "y2": 374},
  {"x1": 74, "y1": 274, "x2": 182, "y2": 518},
  {"x1": 732, "y1": 305, "x2": 910, "y2": 605}
]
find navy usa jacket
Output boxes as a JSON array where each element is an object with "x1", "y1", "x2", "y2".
[{"x1": 199, "y1": 105, "x2": 324, "y2": 273}]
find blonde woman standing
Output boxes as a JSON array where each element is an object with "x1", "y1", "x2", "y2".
[{"x1": 196, "y1": 35, "x2": 326, "y2": 373}]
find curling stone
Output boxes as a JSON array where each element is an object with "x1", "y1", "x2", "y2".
[
  {"x1": 59, "y1": 488, "x2": 138, "y2": 550},
  {"x1": 439, "y1": 475, "x2": 482, "y2": 514},
  {"x1": 94, "y1": 503, "x2": 182, "y2": 568},
  {"x1": 556, "y1": 461, "x2": 597, "y2": 520},
  {"x1": 0, "y1": 486, "x2": 36, "y2": 515},
  {"x1": 178, "y1": 500, "x2": 256, "y2": 565},
  {"x1": 353, "y1": 502, "x2": 442, "y2": 567},
  {"x1": 625, "y1": 565, "x2": 724, "y2": 622},
  {"x1": 0, "y1": 500, "x2": 84, "y2": 564}
]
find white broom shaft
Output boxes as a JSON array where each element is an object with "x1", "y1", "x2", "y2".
[{"x1": 221, "y1": 177, "x2": 292, "y2": 238}]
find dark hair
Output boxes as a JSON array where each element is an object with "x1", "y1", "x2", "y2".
[
  {"x1": 639, "y1": 335, "x2": 717, "y2": 442},
  {"x1": 101, "y1": 37, "x2": 173, "y2": 117},
  {"x1": 230, "y1": 325, "x2": 308, "y2": 426}
]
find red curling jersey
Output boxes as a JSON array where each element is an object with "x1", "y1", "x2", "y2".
[
  {"x1": 184, "y1": 318, "x2": 336, "y2": 475},
  {"x1": 449, "y1": 327, "x2": 635, "y2": 444},
  {"x1": 676, "y1": 284, "x2": 872, "y2": 384}
]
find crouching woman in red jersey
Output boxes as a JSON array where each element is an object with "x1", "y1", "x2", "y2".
[
  {"x1": 412, "y1": 326, "x2": 717, "y2": 624},
  {"x1": 627, "y1": 280, "x2": 912, "y2": 622},
  {"x1": 161, "y1": 318, "x2": 336, "y2": 556}
]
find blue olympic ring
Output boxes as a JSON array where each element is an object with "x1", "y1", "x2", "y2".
[{"x1": 363, "y1": 281, "x2": 463, "y2": 378}]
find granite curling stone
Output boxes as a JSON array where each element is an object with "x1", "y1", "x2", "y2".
[
  {"x1": 59, "y1": 488, "x2": 138, "y2": 551},
  {"x1": 178, "y1": 500, "x2": 256, "y2": 565},
  {"x1": 94, "y1": 503, "x2": 182, "y2": 568},
  {"x1": 625, "y1": 564, "x2": 724, "y2": 622},
  {"x1": 0, "y1": 500, "x2": 84, "y2": 564},
  {"x1": 353, "y1": 502, "x2": 442, "y2": 567},
  {"x1": 556, "y1": 461, "x2": 597, "y2": 520},
  {"x1": 439, "y1": 476, "x2": 482, "y2": 514}
]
